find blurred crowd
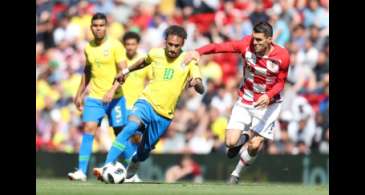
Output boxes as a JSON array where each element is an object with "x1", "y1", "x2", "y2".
[{"x1": 36, "y1": 0, "x2": 329, "y2": 155}]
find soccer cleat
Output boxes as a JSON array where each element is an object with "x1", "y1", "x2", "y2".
[
  {"x1": 227, "y1": 144, "x2": 244, "y2": 159},
  {"x1": 126, "y1": 161, "x2": 140, "y2": 179},
  {"x1": 227, "y1": 175, "x2": 240, "y2": 184},
  {"x1": 68, "y1": 170, "x2": 87, "y2": 182},
  {"x1": 93, "y1": 167, "x2": 104, "y2": 182},
  {"x1": 125, "y1": 174, "x2": 142, "y2": 183}
]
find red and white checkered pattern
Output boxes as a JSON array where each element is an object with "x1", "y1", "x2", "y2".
[{"x1": 197, "y1": 35, "x2": 290, "y2": 105}]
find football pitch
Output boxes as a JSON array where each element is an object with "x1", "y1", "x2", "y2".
[{"x1": 36, "y1": 178, "x2": 328, "y2": 195}]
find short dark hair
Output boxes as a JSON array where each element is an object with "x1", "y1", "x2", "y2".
[
  {"x1": 253, "y1": 21, "x2": 273, "y2": 37},
  {"x1": 122, "y1": 31, "x2": 141, "y2": 43},
  {"x1": 91, "y1": 13, "x2": 107, "y2": 23},
  {"x1": 164, "y1": 25, "x2": 187, "y2": 40}
]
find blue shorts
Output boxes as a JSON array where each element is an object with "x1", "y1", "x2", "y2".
[
  {"x1": 130, "y1": 99, "x2": 171, "y2": 162},
  {"x1": 82, "y1": 97, "x2": 127, "y2": 127}
]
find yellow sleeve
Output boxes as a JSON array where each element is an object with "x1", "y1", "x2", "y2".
[
  {"x1": 113, "y1": 41, "x2": 125, "y2": 64},
  {"x1": 188, "y1": 60, "x2": 202, "y2": 79},
  {"x1": 144, "y1": 50, "x2": 153, "y2": 64}
]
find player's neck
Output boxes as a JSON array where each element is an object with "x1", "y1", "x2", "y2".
[
  {"x1": 127, "y1": 53, "x2": 137, "y2": 60},
  {"x1": 256, "y1": 44, "x2": 273, "y2": 57},
  {"x1": 164, "y1": 50, "x2": 181, "y2": 62},
  {"x1": 94, "y1": 36, "x2": 107, "y2": 46}
]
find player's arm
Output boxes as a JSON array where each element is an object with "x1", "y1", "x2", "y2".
[
  {"x1": 183, "y1": 36, "x2": 251, "y2": 64},
  {"x1": 266, "y1": 58, "x2": 290, "y2": 99},
  {"x1": 188, "y1": 78, "x2": 205, "y2": 94},
  {"x1": 187, "y1": 60, "x2": 205, "y2": 94},
  {"x1": 74, "y1": 63, "x2": 91, "y2": 111},
  {"x1": 254, "y1": 52, "x2": 290, "y2": 109},
  {"x1": 102, "y1": 60, "x2": 128, "y2": 103},
  {"x1": 116, "y1": 58, "x2": 151, "y2": 84}
]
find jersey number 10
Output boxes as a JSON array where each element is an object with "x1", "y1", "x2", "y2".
[{"x1": 163, "y1": 68, "x2": 174, "y2": 80}]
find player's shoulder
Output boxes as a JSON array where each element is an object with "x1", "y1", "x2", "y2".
[
  {"x1": 272, "y1": 44, "x2": 290, "y2": 66},
  {"x1": 273, "y1": 44, "x2": 290, "y2": 58},
  {"x1": 85, "y1": 40, "x2": 94, "y2": 50},
  {"x1": 242, "y1": 35, "x2": 253, "y2": 42}
]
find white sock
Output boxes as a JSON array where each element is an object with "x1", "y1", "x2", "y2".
[{"x1": 231, "y1": 148, "x2": 256, "y2": 177}]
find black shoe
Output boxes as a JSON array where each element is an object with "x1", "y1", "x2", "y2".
[
  {"x1": 227, "y1": 175, "x2": 239, "y2": 184},
  {"x1": 227, "y1": 144, "x2": 243, "y2": 159}
]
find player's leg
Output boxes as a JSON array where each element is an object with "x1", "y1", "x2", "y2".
[
  {"x1": 107, "y1": 96, "x2": 128, "y2": 136},
  {"x1": 229, "y1": 102, "x2": 281, "y2": 184},
  {"x1": 68, "y1": 97, "x2": 105, "y2": 181},
  {"x1": 126, "y1": 105, "x2": 172, "y2": 180},
  {"x1": 229, "y1": 132, "x2": 264, "y2": 184},
  {"x1": 104, "y1": 99, "x2": 150, "y2": 164},
  {"x1": 225, "y1": 101, "x2": 252, "y2": 158}
]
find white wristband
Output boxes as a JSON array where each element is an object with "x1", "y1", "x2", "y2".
[{"x1": 122, "y1": 68, "x2": 130, "y2": 75}]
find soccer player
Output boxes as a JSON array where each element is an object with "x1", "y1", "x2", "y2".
[
  {"x1": 121, "y1": 31, "x2": 152, "y2": 110},
  {"x1": 68, "y1": 13, "x2": 128, "y2": 181},
  {"x1": 93, "y1": 25, "x2": 205, "y2": 181},
  {"x1": 185, "y1": 21, "x2": 290, "y2": 184}
]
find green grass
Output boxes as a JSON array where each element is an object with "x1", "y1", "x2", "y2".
[{"x1": 36, "y1": 178, "x2": 328, "y2": 195}]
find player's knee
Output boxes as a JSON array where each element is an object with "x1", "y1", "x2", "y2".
[
  {"x1": 84, "y1": 123, "x2": 97, "y2": 134},
  {"x1": 248, "y1": 137, "x2": 264, "y2": 155},
  {"x1": 225, "y1": 137, "x2": 237, "y2": 148},
  {"x1": 130, "y1": 133, "x2": 142, "y2": 144},
  {"x1": 128, "y1": 115, "x2": 142, "y2": 127}
]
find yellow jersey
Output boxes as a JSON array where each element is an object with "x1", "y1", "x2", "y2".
[
  {"x1": 84, "y1": 37, "x2": 125, "y2": 99},
  {"x1": 140, "y1": 48, "x2": 202, "y2": 119},
  {"x1": 122, "y1": 52, "x2": 153, "y2": 109}
]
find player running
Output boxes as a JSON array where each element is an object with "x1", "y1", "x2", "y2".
[
  {"x1": 68, "y1": 13, "x2": 128, "y2": 181},
  {"x1": 93, "y1": 25, "x2": 205, "y2": 181},
  {"x1": 185, "y1": 21, "x2": 290, "y2": 184}
]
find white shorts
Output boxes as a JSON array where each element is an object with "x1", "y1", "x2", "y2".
[{"x1": 226, "y1": 99, "x2": 282, "y2": 140}]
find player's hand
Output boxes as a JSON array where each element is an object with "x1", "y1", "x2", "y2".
[
  {"x1": 102, "y1": 90, "x2": 114, "y2": 104},
  {"x1": 183, "y1": 50, "x2": 200, "y2": 65},
  {"x1": 116, "y1": 72, "x2": 126, "y2": 84},
  {"x1": 187, "y1": 78, "x2": 198, "y2": 88},
  {"x1": 253, "y1": 94, "x2": 270, "y2": 109},
  {"x1": 74, "y1": 96, "x2": 84, "y2": 111}
]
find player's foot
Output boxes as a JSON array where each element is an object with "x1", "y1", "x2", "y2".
[
  {"x1": 227, "y1": 175, "x2": 239, "y2": 184},
  {"x1": 67, "y1": 170, "x2": 87, "y2": 182},
  {"x1": 125, "y1": 174, "x2": 142, "y2": 183},
  {"x1": 227, "y1": 144, "x2": 243, "y2": 159},
  {"x1": 93, "y1": 167, "x2": 104, "y2": 182},
  {"x1": 126, "y1": 161, "x2": 140, "y2": 179}
]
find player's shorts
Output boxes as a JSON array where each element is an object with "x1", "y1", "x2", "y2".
[
  {"x1": 226, "y1": 98, "x2": 282, "y2": 140},
  {"x1": 82, "y1": 96, "x2": 127, "y2": 127},
  {"x1": 129, "y1": 99, "x2": 172, "y2": 162}
]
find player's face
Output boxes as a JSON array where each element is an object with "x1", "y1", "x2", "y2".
[
  {"x1": 165, "y1": 35, "x2": 184, "y2": 58},
  {"x1": 252, "y1": 32, "x2": 272, "y2": 54},
  {"x1": 124, "y1": 39, "x2": 138, "y2": 58},
  {"x1": 91, "y1": 19, "x2": 107, "y2": 40}
]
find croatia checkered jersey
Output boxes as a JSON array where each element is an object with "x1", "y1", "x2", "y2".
[{"x1": 196, "y1": 35, "x2": 290, "y2": 105}]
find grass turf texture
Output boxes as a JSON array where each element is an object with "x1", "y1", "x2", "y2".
[{"x1": 36, "y1": 178, "x2": 328, "y2": 195}]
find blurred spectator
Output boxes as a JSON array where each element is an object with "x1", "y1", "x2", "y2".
[
  {"x1": 303, "y1": 0, "x2": 329, "y2": 29},
  {"x1": 165, "y1": 155, "x2": 203, "y2": 183},
  {"x1": 249, "y1": 0, "x2": 269, "y2": 25},
  {"x1": 269, "y1": 10, "x2": 290, "y2": 47}
]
